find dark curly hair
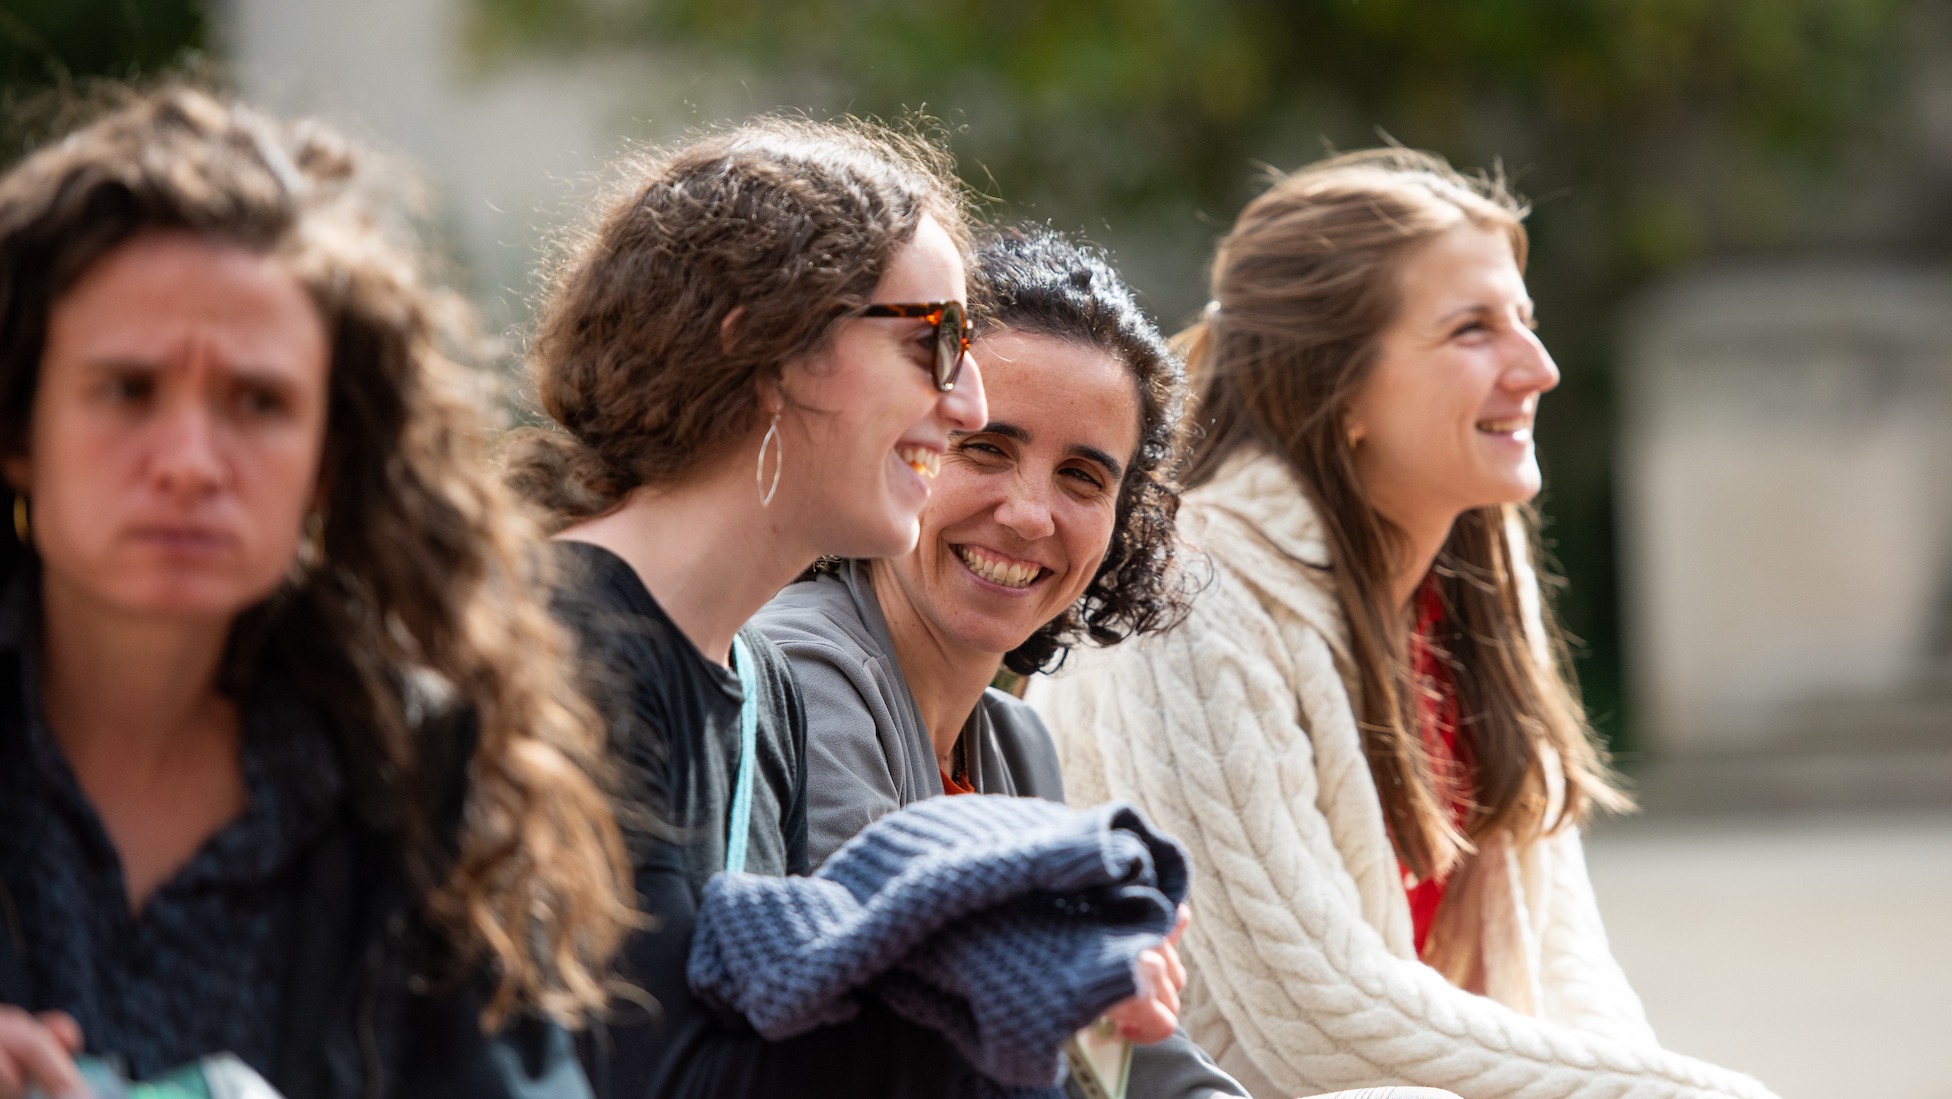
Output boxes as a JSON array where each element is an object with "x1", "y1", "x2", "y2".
[{"x1": 975, "y1": 227, "x2": 1192, "y2": 676}]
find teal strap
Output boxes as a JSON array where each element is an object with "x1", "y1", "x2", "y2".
[{"x1": 725, "y1": 634, "x2": 759, "y2": 874}]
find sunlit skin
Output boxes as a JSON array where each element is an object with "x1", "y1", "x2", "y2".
[
  {"x1": 0, "y1": 231, "x2": 331, "y2": 1096},
  {"x1": 777, "y1": 214, "x2": 989, "y2": 562},
  {"x1": 1343, "y1": 222, "x2": 1560, "y2": 610},
  {"x1": 872, "y1": 329, "x2": 1139, "y2": 746},
  {"x1": 559, "y1": 213, "x2": 987, "y2": 668},
  {"x1": 870, "y1": 328, "x2": 1186, "y2": 1042}
]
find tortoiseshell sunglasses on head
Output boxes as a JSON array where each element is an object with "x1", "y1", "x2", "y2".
[{"x1": 860, "y1": 300, "x2": 972, "y2": 391}]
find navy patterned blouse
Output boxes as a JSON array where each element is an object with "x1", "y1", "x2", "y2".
[{"x1": 0, "y1": 578, "x2": 344, "y2": 1081}]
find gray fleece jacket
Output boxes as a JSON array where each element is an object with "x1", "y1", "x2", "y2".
[{"x1": 752, "y1": 561, "x2": 1249, "y2": 1099}]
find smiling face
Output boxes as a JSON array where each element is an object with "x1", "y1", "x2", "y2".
[
  {"x1": 1344, "y1": 222, "x2": 1559, "y2": 538},
  {"x1": 777, "y1": 214, "x2": 987, "y2": 559},
  {"x1": 874, "y1": 328, "x2": 1141, "y2": 660},
  {"x1": 6, "y1": 231, "x2": 330, "y2": 623}
]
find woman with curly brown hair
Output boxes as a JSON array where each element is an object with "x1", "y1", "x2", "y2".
[
  {"x1": 1029, "y1": 149, "x2": 1777, "y2": 1099},
  {"x1": 754, "y1": 226, "x2": 1189, "y2": 857},
  {"x1": 516, "y1": 116, "x2": 1207, "y2": 1099},
  {"x1": 752, "y1": 226, "x2": 1244, "y2": 1099},
  {"x1": 0, "y1": 87, "x2": 632, "y2": 1098}
]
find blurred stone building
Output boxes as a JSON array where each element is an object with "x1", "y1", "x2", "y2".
[{"x1": 1618, "y1": 265, "x2": 1952, "y2": 812}]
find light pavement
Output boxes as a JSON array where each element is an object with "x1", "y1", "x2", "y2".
[{"x1": 1585, "y1": 813, "x2": 1952, "y2": 1099}]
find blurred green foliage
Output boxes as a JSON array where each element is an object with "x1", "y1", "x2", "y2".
[
  {"x1": 1, "y1": 0, "x2": 208, "y2": 164},
  {"x1": 481, "y1": 0, "x2": 1924, "y2": 749}
]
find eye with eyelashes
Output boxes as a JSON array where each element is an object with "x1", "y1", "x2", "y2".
[
  {"x1": 1448, "y1": 307, "x2": 1538, "y2": 342},
  {"x1": 235, "y1": 382, "x2": 293, "y2": 419},
  {"x1": 89, "y1": 363, "x2": 300, "y2": 423},
  {"x1": 1059, "y1": 463, "x2": 1111, "y2": 494},
  {"x1": 951, "y1": 435, "x2": 1003, "y2": 462},
  {"x1": 952, "y1": 434, "x2": 1113, "y2": 496},
  {"x1": 95, "y1": 366, "x2": 157, "y2": 407}
]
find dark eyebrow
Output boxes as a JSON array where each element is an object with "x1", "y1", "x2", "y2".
[
  {"x1": 86, "y1": 357, "x2": 300, "y2": 390},
  {"x1": 1068, "y1": 444, "x2": 1124, "y2": 481},
  {"x1": 967, "y1": 420, "x2": 1125, "y2": 481}
]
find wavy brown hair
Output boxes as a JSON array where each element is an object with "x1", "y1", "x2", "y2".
[
  {"x1": 507, "y1": 115, "x2": 969, "y2": 524},
  {"x1": 1180, "y1": 148, "x2": 1629, "y2": 889},
  {"x1": 0, "y1": 86, "x2": 632, "y2": 1027},
  {"x1": 967, "y1": 227, "x2": 1193, "y2": 676}
]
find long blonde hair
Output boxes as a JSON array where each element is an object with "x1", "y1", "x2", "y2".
[{"x1": 1181, "y1": 148, "x2": 1628, "y2": 886}]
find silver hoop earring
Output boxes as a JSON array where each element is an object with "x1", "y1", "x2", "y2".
[{"x1": 756, "y1": 413, "x2": 783, "y2": 507}]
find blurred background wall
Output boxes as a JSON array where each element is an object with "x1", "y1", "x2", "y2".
[{"x1": 5, "y1": 1, "x2": 1949, "y2": 1095}]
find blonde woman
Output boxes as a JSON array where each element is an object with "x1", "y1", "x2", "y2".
[{"x1": 1029, "y1": 150, "x2": 1778, "y2": 1099}]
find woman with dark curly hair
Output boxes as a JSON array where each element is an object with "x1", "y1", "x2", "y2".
[
  {"x1": 751, "y1": 226, "x2": 1239, "y2": 1098},
  {"x1": 0, "y1": 87, "x2": 630, "y2": 1098},
  {"x1": 510, "y1": 126, "x2": 1193, "y2": 1098}
]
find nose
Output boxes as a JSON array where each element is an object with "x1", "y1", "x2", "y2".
[
  {"x1": 1504, "y1": 327, "x2": 1560, "y2": 396},
  {"x1": 149, "y1": 393, "x2": 227, "y2": 500},
  {"x1": 993, "y1": 473, "x2": 1056, "y2": 542},
  {"x1": 939, "y1": 349, "x2": 987, "y2": 431}
]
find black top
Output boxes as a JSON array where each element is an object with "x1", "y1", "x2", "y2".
[
  {"x1": 0, "y1": 581, "x2": 339, "y2": 1080},
  {"x1": 552, "y1": 541, "x2": 808, "y2": 894},
  {"x1": 0, "y1": 567, "x2": 594, "y2": 1099},
  {"x1": 550, "y1": 541, "x2": 979, "y2": 1099}
]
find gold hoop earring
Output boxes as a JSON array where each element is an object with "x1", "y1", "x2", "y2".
[
  {"x1": 293, "y1": 510, "x2": 326, "y2": 574},
  {"x1": 755, "y1": 413, "x2": 783, "y2": 508},
  {"x1": 11, "y1": 495, "x2": 26, "y2": 545}
]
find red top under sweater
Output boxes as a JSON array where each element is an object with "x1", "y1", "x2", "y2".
[{"x1": 1402, "y1": 577, "x2": 1472, "y2": 957}]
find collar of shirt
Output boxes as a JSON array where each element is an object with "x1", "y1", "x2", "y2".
[{"x1": 0, "y1": 564, "x2": 346, "y2": 896}]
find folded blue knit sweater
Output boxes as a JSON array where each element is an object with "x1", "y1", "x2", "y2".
[{"x1": 687, "y1": 794, "x2": 1190, "y2": 1094}]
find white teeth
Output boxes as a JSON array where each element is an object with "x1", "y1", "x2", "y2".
[
  {"x1": 957, "y1": 546, "x2": 1040, "y2": 589},
  {"x1": 897, "y1": 445, "x2": 940, "y2": 479},
  {"x1": 1477, "y1": 419, "x2": 1530, "y2": 435}
]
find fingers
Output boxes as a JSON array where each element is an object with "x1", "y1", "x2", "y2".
[
  {"x1": 34, "y1": 1015, "x2": 80, "y2": 1056},
  {"x1": 1157, "y1": 938, "x2": 1188, "y2": 997},
  {"x1": 1167, "y1": 904, "x2": 1191, "y2": 945},
  {"x1": 1106, "y1": 994, "x2": 1176, "y2": 1045},
  {"x1": 1144, "y1": 949, "x2": 1181, "y2": 1018},
  {"x1": 1102, "y1": 949, "x2": 1180, "y2": 1044},
  {"x1": 0, "y1": 1006, "x2": 84, "y2": 1099}
]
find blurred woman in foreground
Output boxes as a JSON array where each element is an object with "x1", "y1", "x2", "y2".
[
  {"x1": 1029, "y1": 149, "x2": 1780, "y2": 1099},
  {"x1": 0, "y1": 87, "x2": 630, "y2": 1098}
]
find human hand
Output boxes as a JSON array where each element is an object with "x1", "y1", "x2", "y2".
[
  {"x1": 0, "y1": 1007, "x2": 84, "y2": 1099},
  {"x1": 1101, "y1": 905, "x2": 1191, "y2": 1044}
]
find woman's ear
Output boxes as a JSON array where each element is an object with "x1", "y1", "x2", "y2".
[
  {"x1": 754, "y1": 373, "x2": 785, "y2": 422},
  {"x1": 718, "y1": 306, "x2": 746, "y2": 355}
]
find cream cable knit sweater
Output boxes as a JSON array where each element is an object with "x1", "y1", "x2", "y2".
[{"x1": 1025, "y1": 450, "x2": 1778, "y2": 1099}]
